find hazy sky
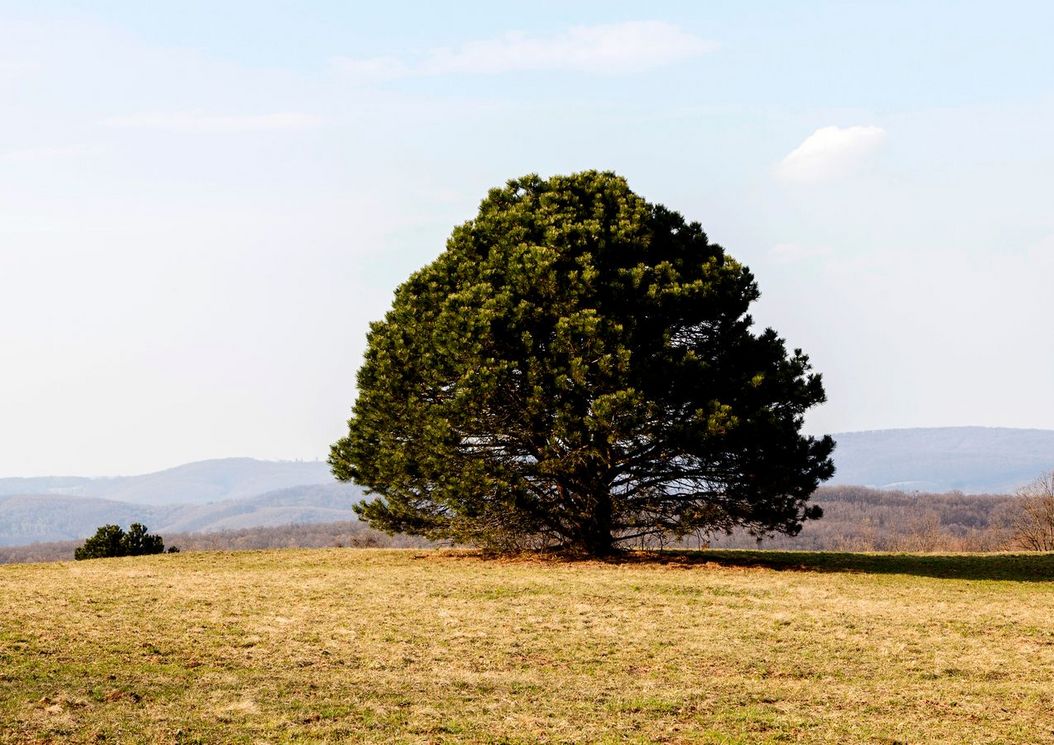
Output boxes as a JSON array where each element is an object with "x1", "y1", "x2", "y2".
[{"x1": 2, "y1": 1, "x2": 1053, "y2": 476}]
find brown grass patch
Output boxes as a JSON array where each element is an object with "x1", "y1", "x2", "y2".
[{"x1": 1, "y1": 548, "x2": 1052, "y2": 743}]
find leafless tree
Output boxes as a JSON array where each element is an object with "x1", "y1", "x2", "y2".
[{"x1": 1010, "y1": 471, "x2": 1054, "y2": 551}]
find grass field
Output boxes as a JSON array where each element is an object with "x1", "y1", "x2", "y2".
[{"x1": 2, "y1": 549, "x2": 1053, "y2": 744}]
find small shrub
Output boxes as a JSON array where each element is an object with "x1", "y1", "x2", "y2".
[{"x1": 74, "y1": 523, "x2": 167, "y2": 560}]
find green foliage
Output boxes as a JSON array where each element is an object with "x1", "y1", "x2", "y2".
[
  {"x1": 74, "y1": 523, "x2": 166, "y2": 560},
  {"x1": 331, "y1": 171, "x2": 834, "y2": 555}
]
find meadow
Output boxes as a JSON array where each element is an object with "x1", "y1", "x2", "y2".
[{"x1": 2, "y1": 548, "x2": 1053, "y2": 744}]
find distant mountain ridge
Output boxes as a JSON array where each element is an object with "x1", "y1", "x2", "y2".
[
  {"x1": 0, "y1": 458, "x2": 362, "y2": 546},
  {"x1": 0, "y1": 458, "x2": 334, "y2": 505},
  {"x1": 0, "y1": 482, "x2": 363, "y2": 547},
  {"x1": 829, "y1": 426, "x2": 1054, "y2": 494}
]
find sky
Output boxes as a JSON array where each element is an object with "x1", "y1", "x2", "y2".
[{"x1": 2, "y1": 1, "x2": 1053, "y2": 476}]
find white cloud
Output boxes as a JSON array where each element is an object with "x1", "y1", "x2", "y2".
[
  {"x1": 101, "y1": 112, "x2": 325, "y2": 133},
  {"x1": 777, "y1": 125, "x2": 886, "y2": 183},
  {"x1": 334, "y1": 21, "x2": 716, "y2": 80}
]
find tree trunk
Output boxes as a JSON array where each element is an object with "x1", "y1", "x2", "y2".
[{"x1": 579, "y1": 490, "x2": 615, "y2": 556}]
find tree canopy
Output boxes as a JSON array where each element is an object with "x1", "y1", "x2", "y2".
[{"x1": 331, "y1": 171, "x2": 834, "y2": 555}]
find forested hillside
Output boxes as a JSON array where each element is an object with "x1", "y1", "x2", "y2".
[{"x1": 710, "y1": 485, "x2": 1018, "y2": 551}]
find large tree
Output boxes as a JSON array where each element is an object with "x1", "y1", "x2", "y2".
[{"x1": 331, "y1": 171, "x2": 834, "y2": 555}]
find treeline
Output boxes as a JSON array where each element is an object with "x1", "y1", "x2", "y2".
[
  {"x1": 0, "y1": 485, "x2": 1037, "y2": 564},
  {"x1": 707, "y1": 485, "x2": 1020, "y2": 551}
]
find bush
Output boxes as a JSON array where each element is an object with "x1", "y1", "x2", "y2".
[{"x1": 74, "y1": 523, "x2": 167, "y2": 560}]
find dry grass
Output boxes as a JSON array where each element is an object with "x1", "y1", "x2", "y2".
[{"x1": 2, "y1": 548, "x2": 1054, "y2": 744}]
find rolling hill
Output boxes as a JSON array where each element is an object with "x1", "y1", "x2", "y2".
[
  {"x1": 0, "y1": 465, "x2": 363, "y2": 546},
  {"x1": 828, "y1": 426, "x2": 1054, "y2": 493},
  {"x1": 153, "y1": 482, "x2": 362, "y2": 534},
  {"x1": 0, "y1": 494, "x2": 167, "y2": 548}
]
